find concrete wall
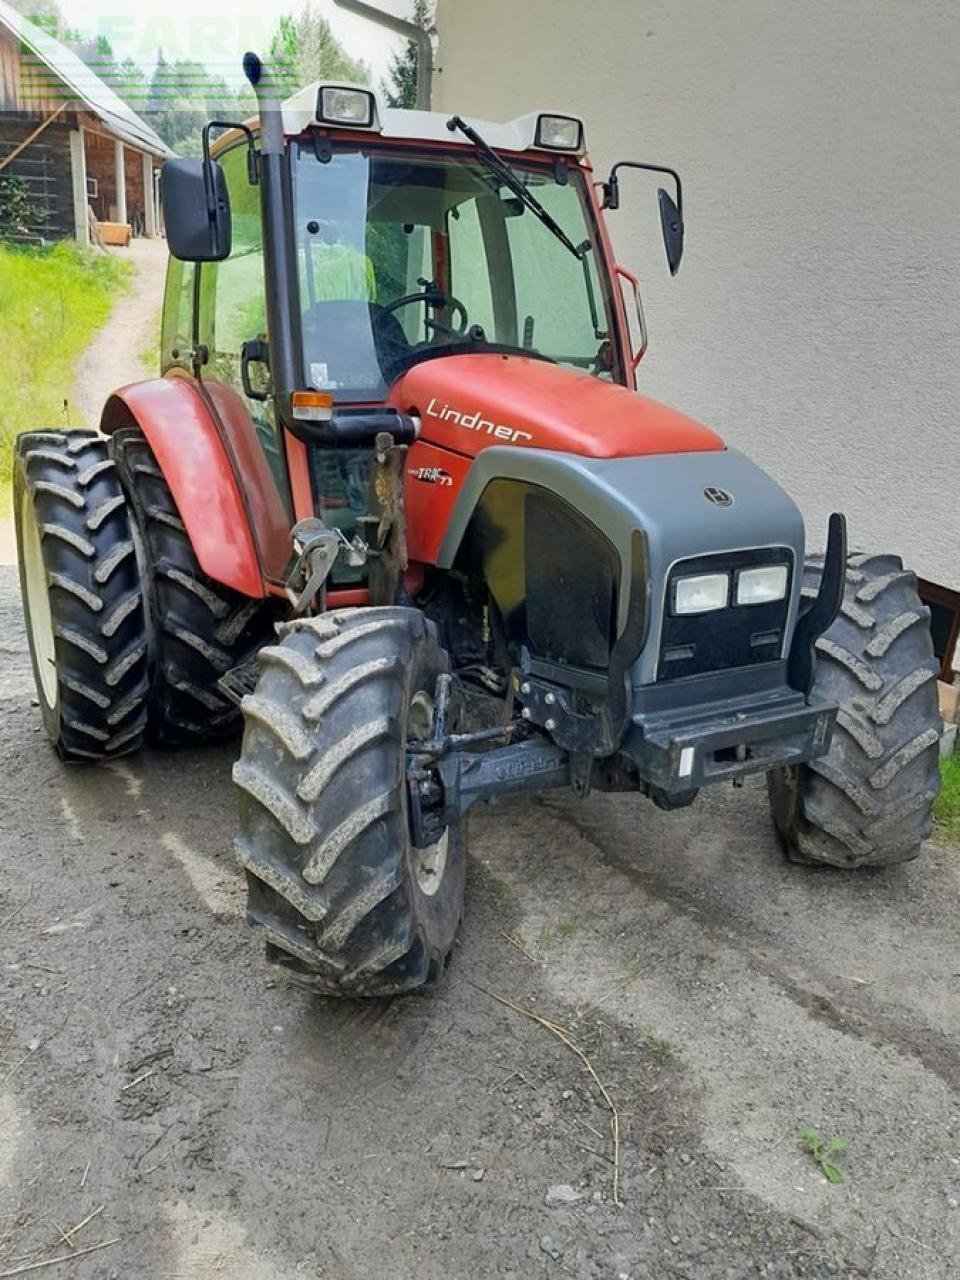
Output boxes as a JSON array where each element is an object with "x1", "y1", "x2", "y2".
[{"x1": 433, "y1": 0, "x2": 959, "y2": 590}]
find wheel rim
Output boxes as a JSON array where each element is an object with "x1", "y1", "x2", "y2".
[
  {"x1": 20, "y1": 486, "x2": 57, "y2": 708},
  {"x1": 415, "y1": 831, "x2": 450, "y2": 897},
  {"x1": 408, "y1": 689, "x2": 450, "y2": 897}
]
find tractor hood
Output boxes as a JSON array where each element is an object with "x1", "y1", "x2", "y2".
[{"x1": 388, "y1": 353, "x2": 724, "y2": 459}]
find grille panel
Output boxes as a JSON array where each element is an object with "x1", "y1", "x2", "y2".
[{"x1": 657, "y1": 547, "x2": 794, "y2": 681}]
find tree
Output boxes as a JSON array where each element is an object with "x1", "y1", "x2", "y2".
[
  {"x1": 269, "y1": 5, "x2": 369, "y2": 99},
  {"x1": 104, "y1": 58, "x2": 150, "y2": 114},
  {"x1": 382, "y1": 0, "x2": 431, "y2": 109},
  {"x1": 144, "y1": 52, "x2": 235, "y2": 154}
]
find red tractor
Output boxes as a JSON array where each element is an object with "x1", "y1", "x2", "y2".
[{"x1": 14, "y1": 57, "x2": 942, "y2": 997}]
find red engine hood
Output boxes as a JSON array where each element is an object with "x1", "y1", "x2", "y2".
[{"x1": 387, "y1": 353, "x2": 724, "y2": 459}]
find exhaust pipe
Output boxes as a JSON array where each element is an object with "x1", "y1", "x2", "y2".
[
  {"x1": 242, "y1": 52, "x2": 284, "y2": 155},
  {"x1": 241, "y1": 52, "x2": 300, "y2": 410}
]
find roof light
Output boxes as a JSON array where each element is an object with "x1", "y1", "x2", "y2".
[
  {"x1": 535, "y1": 114, "x2": 583, "y2": 151},
  {"x1": 292, "y1": 390, "x2": 333, "y2": 422},
  {"x1": 317, "y1": 86, "x2": 375, "y2": 127}
]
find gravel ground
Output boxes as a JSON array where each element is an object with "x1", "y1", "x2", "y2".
[
  {"x1": 1, "y1": 236, "x2": 958, "y2": 1278},
  {"x1": 1, "y1": 554, "x2": 958, "y2": 1278}
]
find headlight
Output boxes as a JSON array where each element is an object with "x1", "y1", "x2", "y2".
[
  {"x1": 673, "y1": 572, "x2": 729, "y2": 615},
  {"x1": 317, "y1": 86, "x2": 375, "y2": 127},
  {"x1": 535, "y1": 113, "x2": 584, "y2": 151},
  {"x1": 736, "y1": 564, "x2": 789, "y2": 605}
]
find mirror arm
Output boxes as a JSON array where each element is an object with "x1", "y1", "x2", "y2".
[
  {"x1": 202, "y1": 121, "x2": 259, "y2": 185},
  {"x1": 604, "y1": 160, "x2": 683, "y2": 220}
]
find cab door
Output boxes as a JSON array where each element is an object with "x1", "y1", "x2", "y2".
[{"x1": 195, "y1": 141, "x2": 293, "y2": 584}]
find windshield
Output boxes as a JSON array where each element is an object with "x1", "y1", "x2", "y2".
[{"x1": 291, "y1": 144, "x2": 618, "y2": 401}]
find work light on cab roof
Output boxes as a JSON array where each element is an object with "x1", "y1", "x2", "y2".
[{"x1": 281, "y1": 79, "x2": 587, "y2": 156}]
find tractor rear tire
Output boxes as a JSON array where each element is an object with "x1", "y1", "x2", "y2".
[
  {"x1": 111, "y1": 426, "x2": 278, "y2": 747},
  {"x1": 234, "y1": 607, "x2": 467, "y2": 997},
  {"x1": 768, "y1": 553, "x2": 941, "y2": 868},
  {"x1": 13, "y1": 429, "x2": 149, "y2": 761}
]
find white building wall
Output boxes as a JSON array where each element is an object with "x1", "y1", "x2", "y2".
[{"x1": 433, "y1": 0, "x2": 959, "y2": 590}]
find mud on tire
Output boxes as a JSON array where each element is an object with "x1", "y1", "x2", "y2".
[
  {"x1": 13, "y1": 429, "x2": 149, "y2": 760},
  {"x1": 768, "y1": 553, "x2": 941, "y2": 867},
  {"x1": 234, "y1": 607, "x2": 467, "y2": 997},
  {"x1": 112, "y1": 426, "x2": 278, "y2": 747}
]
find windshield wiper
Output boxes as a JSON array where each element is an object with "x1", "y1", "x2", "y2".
[{"x1": 447, "y1": 115, "x2": 588, "y2": 261}]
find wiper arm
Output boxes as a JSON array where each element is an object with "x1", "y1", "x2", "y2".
[{"x1": 447, "y1": 115, "x2": 588, "y2": 261}]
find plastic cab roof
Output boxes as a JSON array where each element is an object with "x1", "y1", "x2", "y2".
[{"x1": 280, "y1": 80, "x2": 588, "y2": 158}]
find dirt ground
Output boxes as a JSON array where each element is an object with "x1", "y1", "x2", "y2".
[
  {"x1": 72, "y1": 238, "x2": 167, "y2": 425},
  {"x1": 2, "y1": 242, "x2": 959, "y2": 1280}
]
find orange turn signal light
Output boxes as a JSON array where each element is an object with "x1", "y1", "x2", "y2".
[{"x1": 292, "y1": 390, "x2": 334, "y2": 422}]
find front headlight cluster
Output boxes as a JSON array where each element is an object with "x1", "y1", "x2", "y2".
[{"x1": 672, "y1": 564, "x2": 789, "y2": 616}]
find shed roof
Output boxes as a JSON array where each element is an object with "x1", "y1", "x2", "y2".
[{"x1": 0, "y1": 0, "x2": 172, "y2": 157}]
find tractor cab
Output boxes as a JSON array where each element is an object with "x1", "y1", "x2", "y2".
[{"x1": 158, "y1": 64, "x2": 684, "y2": 589}]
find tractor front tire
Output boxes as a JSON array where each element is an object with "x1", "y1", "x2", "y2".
[
  {"x1": 13, "y1": 430, "x2": 149, "y2": 760},
  {"x1": 112, "y1": 426, "x2": 278, "y2": 747},
  {"x1": 234, "y1": 608, "x2": 467, "y2": 997},
  {"x1": 768, "y1": 553, "x2": 941, "y2": 868}
]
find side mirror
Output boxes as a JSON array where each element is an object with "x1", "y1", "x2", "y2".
[
  {"x1": 658, "y1": 188, "x2": 684, "y2": 276},
  {"x1": 161, "y1": 157, "x2": 231, "y2": 262},
  {"x1": 602, "y1": 160, "x2": 684, "y2": 275}
]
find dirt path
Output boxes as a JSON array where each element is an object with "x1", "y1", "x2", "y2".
[
  {"x1": 72, "y1": 238, "x2": 168, "y2": 424},
  {"x1": 0, "y1": 239, "x2": 167, "y2": 568},
  {"x1": 1, "y1": 551, "x2": 958, "y2": 1278}
]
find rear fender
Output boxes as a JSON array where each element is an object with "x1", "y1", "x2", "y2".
[{"x1": 99, "y1": 377, "x2": 265, "y2": 598}]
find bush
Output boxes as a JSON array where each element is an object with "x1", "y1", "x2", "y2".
[
  {"x1": 0, "y1": 241, "x2": 130, "y2": 501},
  {"x1": 0, "y1": 174, "x2": 46, "y2": 238}
]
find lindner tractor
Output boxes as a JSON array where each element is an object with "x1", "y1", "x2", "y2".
[{"x1": 14, "y1": 56, "x2": 942, "y2": 996}]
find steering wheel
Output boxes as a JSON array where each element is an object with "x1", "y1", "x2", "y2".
[{"x1": 378, "y1": 286, "x2": 469, "y2": 341}]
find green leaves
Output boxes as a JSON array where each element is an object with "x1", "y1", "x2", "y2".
[{"x1": 800, "y1": 1126, "x2": 850, "y2": 1184}]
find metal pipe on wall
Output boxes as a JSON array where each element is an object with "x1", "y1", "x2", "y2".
[{"x1": 332, "y1": 0, "x2": 434, "y2": 110}]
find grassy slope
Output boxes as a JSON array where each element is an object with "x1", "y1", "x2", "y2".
[
  {"x1": 935, "y1": 753, "x2": 960, "y2": 844},
  {"x1": 0, "y1": 241, "x2": 131, "y2": 503}
]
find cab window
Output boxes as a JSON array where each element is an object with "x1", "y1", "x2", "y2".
[
  {"x1": 160, "y1": 256, "x2": 195, "y2": 372},
  {"x1": 196, "y1": 143, "x2": 287, "y2": 502}
]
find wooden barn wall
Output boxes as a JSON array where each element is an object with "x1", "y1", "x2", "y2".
[
  {"x1": 0, "y1": 115, "x2": 75, "y2": 239},
  {"x1": 82, "y1": 126, "x2": 116, "y2": 221},
  {"x1": 0, "y1": 24, "x2": 66, "y2": 115},
  {"x1": 123, "y1": 144, "x2": 145, "y2": 225},
  {"x1": 0, "y1": 24, "x2": 19, "y2": 111},
  {"x1": 79, "y1": 120, "x2": 148, "y2": 226}
]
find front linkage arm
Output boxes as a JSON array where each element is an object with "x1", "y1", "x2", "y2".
[{"x1": 406, "y1": 673, "x2": 571, "y2": 848}]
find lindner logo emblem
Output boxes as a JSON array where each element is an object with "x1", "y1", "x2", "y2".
[{"x1": 703, "y1": 486, "x2": 734, "y2": 507}]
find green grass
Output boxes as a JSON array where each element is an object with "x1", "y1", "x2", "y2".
[
  {"x1": 800, "y1": 1126, "x2": 850, "y2": 1183},
  {"x1": 935, "y1": 753, "x2": 960, "y2": 844},
  {"x1": 0, "y1": 241, "x2": 131, "y2": 504}
]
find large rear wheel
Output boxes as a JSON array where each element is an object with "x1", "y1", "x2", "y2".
[
  {"x1": 112, "y1": 426, "x2": 279, "y2": 747},
  {"x1": 234, "y1": 607, "x2": 467, "y2": 996},
  {"x1": 13, "y1": 429, "x2": 149, "y2": 760},
  {"x1": 768, "y1": 553, "x2": 941, "y2": 867}
]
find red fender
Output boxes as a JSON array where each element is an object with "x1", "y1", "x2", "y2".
[{"x1": 100, "y1": 377, "x2": 266, "y2": 598}]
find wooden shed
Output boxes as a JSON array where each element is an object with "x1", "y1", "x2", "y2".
[{"x1": 0, "y1": 0, "x2": 171, "y2": 243}]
